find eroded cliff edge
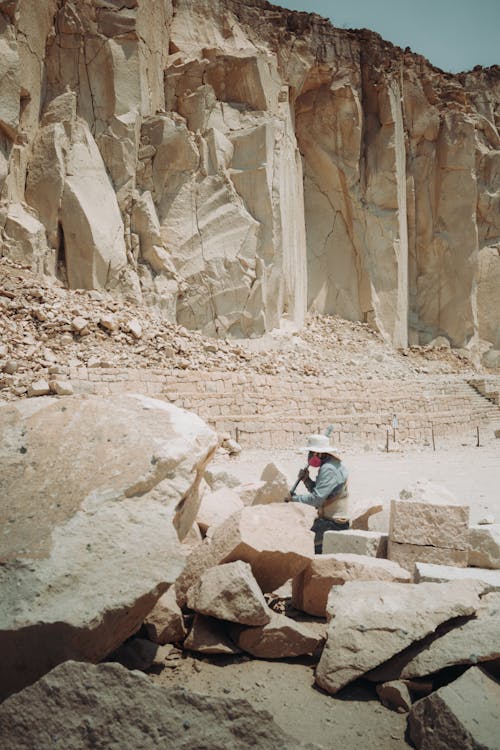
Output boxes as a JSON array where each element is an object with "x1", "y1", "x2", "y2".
[{"x1": 0, "y1": 0, "x2": 498, "y2": 362}]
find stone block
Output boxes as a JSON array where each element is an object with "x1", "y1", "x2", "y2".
[
  {"x1": 184, "y1": 614, "x2": 241, "y2": 655},
  {"x1": 408, "y1": 667, "x2": 500, "y2": 750},
  {"x1": 389, "y1": 484, "x2": 469, "y2": 549},
  {"x1": 414, "y1": 562, "x2": 500, "y2": 591},
  {"x1": 322, "y1": 529, "x2": 387, "y2": 557},
  {"x1": 143, "y1": 587, "x2": 187, "y2": 645},
  {"x1": 229, "y1": 611, "x2": 324, "y2": 659},
  {"x1": 468, "y1": 523, "x2": 500, "y2": 569},
  {"x1": 292, "y1": 553, "x2": 410, "y2": 617},
  {"x1": 387, "y1": 540, "x2": 468, "y2": 572}
]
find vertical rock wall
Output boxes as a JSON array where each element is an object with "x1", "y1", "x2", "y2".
[{"x1": 0, "y1": 0, "x2": 498, "y2": 358}]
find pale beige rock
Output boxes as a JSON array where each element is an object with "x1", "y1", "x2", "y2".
[
  {"x1": 408, "y1": 667, "x2": 500, "y2": 750},
  {"x1": 292, "y1": 554, "x2": 411, "y2": 617},
  {"x1": 0, "y1": 394, "x2": 218, "y2": 699},
  {"x1": 230, "y1": 611, "x2": 324, "y2": 659},
  {"x1": 27, "y1": 379, "x2": 51, "y2": 397},
  {"x1": 71, "y1": 316, "x2": 90, "y2": 333},
  {"x1": 126, "y1": 319, "x2": 142, "y2": 339},
  {"x1": 3, "y1": 203, "x2": 53, "y2": 275},
  {"x1": 175, "y1": 503, "x2": 316, "y2": 605},
  {"x1": 186, "y1": 560, "x2": 271, "y2": 625},
  {"x1": 390, "y1": 483, "x2": 469, "y2": 549},
  {"x1": 349, "y1": 501, "x2": 384, "y2": 530},
  {"x1": 196, "y1": 487, "x2": 244, "y2": 534},
  {"x1": 48, "y1": 380, "x2": 74, "y2": 396},
  {"x1": 0, "y1": 661, "x2": 319, "y2": 750},
  {"x1": 322, "y1": 530, "x2": 387, "y2": 557},
  {"x1": 468, "y1": 524, "x2": 500, "y2": 570},
  {"x1": 400, "y1": 592, "x2": 500, "y2": 679},
  {"x1": 316, "y1": 579, "x2": 482, "y2": 695},
  {"x1": 252, "y1": 463, "x2": 290, "y2": 505},
  {"x1": 234, "y1": 481, "x2": 267, "y2": 506},
  {"x1": 387, "y1": 540, "x2": 468, "y2": 572},
  {"x1": 376, "y1": 681, "x2": 412, "y2": 713},
  {"x1": 184, "y1": 614, "x2": 241, "y2": 655},
  {"x1": 414, "y1": 562, "x2": 500, "y2": 591},
  {"x1": 143, "y1": 587, "x2": 187, "y2": 645}
]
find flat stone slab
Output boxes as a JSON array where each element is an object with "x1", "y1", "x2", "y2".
[
  {"x1": 0, "y1": 661, "x2": 320, "y2": 750},
  {"x1": 408, "y1": 667, "x2": 500, "y2": 750},
  {"x1": 388, "y1": 540, "x2": 468, "y2": 572},
  {"x1": 401, "y1": 592, "x2": 500, "y2": 679},
  {"x1": 315, "y1": 579, "x2": 483, "y2": 695},
  {"x1": 292, "y1": 553, "x2": 410, "y2": 617},
  {"x1": 322, "y1": 530, "x2": 387, "y2": 557},
  {"x1": 414, "y1": 562, "x2": 500, "y2": 591}
]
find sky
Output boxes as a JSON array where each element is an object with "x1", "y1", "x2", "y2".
[{"x1": 277, "y1": 0, "x2": 500, "y2": 73}]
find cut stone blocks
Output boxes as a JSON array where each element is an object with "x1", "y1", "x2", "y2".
[
  {"x1": 387, "y1": 483, "x2": 470, "y2": 573},
  {"x1": 322, "y1": 529, "x2": 387, "y2": 557}
]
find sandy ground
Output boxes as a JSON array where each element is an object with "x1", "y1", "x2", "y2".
[{"x1": 150, "y1": 440, "x2": 500, "y2": 750}]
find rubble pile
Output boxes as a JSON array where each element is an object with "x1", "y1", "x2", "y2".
[{"x1": 0, "y1": 258, "x2": 477, "y2": 403}]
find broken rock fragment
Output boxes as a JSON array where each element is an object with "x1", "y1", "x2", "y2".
[
  {"x1": 230, "y1": 611, "x2": 324, "y2": 659},
  {"x1": 468, "y1": 523, "x2": 500, "y2": 569},
  {"x1": 196, "y1": 486, "x2": 244, "y2": 534},
  {"x1": 143, "y1": 586, "x2": 187, "y2": 645},
  {"x1": 315, "y1": 579, "x2": 483, "y2": 695},
  {"x1": 186, "y1": 560, "x2": 271, "y2": 625},
  {"x1": 408, "y1": 667, "x2": 500, "y2": 750},
  {"x1": 184, "y1": 614, "x2": 241, "y2": 655}
]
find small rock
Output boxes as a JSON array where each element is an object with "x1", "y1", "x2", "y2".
[
  {"x1": 27, "y1": 380, "x2": 51, "y2": 397},
  {"x1": 126, "y1": 320, "x2": 142, "y2": 339},
  {"x1": 3, "y1": 360, "x2": 19, "y2": 375},
  {"x1": 71, "y1": 316, "x2": 90, "y2": 334},
  {"x1": 49, "y1": 380, "x2": 74, "y2": 396},
  {"x1": 99, "y1": 315, "x2": 118, "y2": 332},
  {"x1": 376, "y1": 680, "x2": 412, "y2": 712}
]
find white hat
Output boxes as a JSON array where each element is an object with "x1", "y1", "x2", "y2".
[{"x1": 301, "y1": 434, "x2": 341, "y2": 456}]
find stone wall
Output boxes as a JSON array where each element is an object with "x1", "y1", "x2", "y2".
[
  {"x1": 0, "y1": 0, "x2": 498, "y2": 361},
  {"x1": 64, "y1": 366, "x2": 500, "y2": 447}
]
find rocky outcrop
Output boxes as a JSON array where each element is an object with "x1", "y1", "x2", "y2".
[
  {"x1": 0, "y1": 393, "x2": 218, "y2": 699},
  {"x1": 0, "y1": 0, "x2": 498, "y2": 360}
]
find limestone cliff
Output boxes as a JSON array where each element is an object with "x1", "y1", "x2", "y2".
[{"x1": 0, "y1": 0, "x2": 498, "y2": 361}]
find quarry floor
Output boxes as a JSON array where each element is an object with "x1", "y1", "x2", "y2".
[{"x1": 150, "y1": 440, "x2": 500, "y2": 750}]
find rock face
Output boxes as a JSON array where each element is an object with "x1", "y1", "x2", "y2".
[
  {"x1": 0, "y1": 393, "x2": 218, "y2": 699},
  {"x1": 0, "y1": 661, "x2": 321, "y2": 750},
  {"x1": 0, "y1": 0, "x2": 498, "y2": 358}
]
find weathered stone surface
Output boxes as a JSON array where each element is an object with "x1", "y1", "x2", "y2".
[
  {"x1": 387, "y1": 540, "x2": 468, "y2": 572},
  {"x1": 414, "y1": 562, "x2": 500, "y2": 591},
  {"x1": 322, "y1": 530, "x2": 388, "y2": 557},
  {"x1": 389, "y1": 483, "x2": 469, "y2": 548},
  {"x1": 176, "y1": 503, "x2": 316, "y2": 605},
  {"x1": 408, "y1": 667, "x2": 500, "y2": 750},
  {"x1": 196, "y1": 487, "x2": 244, "y2": 534},
  {"x1": 315, "y1": 580, "x2": 482, "y2": 695},
  {"x1": 400, "y1": 592, "x2": 500, "y2": 679},
  {"x1": 0, "y1": 661, "x2": 319, "y2": 750},
  {"x1": 349, "y1": 501, "x2": 384, "y2": 530},
  {"x1": 376, "y1": 681, "x2": 412, "y2": 713},
  {"x1": 292, "y1": 553, "x2": 410, "y2": 617},
  {"x1": 252, "y1": 462, "x2": 290, "y2": 505},
  {"x1": 468, "y1": 523, "x2": 500, "y2": 570},
  {"x1": 186, "y1": 560, "x2": 271, "y2": 625},
  {"x1": 0, "y1": 393, "x2": 218, "y2": 699},
  {"x1": 184, "y1": 614, "x2": 241, "y2": 655},
  {"x1": 230, "y1": 611, "x2": 324, "y2": 659},
  {"x1": 143, "y1": 586, "x2": 187, "y2": 645}
]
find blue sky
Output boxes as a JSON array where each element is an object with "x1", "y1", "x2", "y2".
[{"x1": 278, "y1": 0, "x2": 499, "y2": 73}]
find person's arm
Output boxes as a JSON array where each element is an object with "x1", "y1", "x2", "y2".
[{"x1": 292, "y1": 463, "x2": 338, "y2": 509}]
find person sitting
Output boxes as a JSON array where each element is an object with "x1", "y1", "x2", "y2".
[{"x1": 286, "y1": 434, "x2": 350, "y2": 553}]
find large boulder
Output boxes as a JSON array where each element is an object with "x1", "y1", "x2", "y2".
[
  {"x1": 0, "y1": 393, "x2": 218, "y2": 699},
  {"x1": 315, "y1": 580, "x2": 483, "y2": 695},
  {"x1": 196, "y1": 487, "x2": 244, "y2": 534},
  {"x1": 0, "y1": 661, "x2": 321, "y2": 750}
]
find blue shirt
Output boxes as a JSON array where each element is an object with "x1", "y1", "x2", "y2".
[{"x1": 293, "y1": 457, "x2": 348, "y2": 509}]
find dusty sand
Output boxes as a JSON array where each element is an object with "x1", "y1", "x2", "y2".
[{"x1": 151, "y1": 440, "x2": 499, "y2": 750}]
